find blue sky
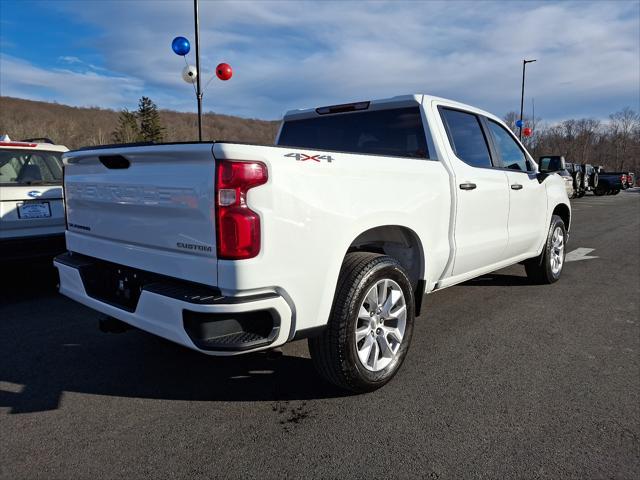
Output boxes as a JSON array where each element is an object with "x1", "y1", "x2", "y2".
[{"x1": 1, "y1": 0, "x2": 638, "y2": 122}]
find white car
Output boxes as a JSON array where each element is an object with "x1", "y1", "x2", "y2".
[
  {"x1": 0, "y1": 135, "x2": 68, "y2": 262},
  {"x1": 54, "y1": 94, "x2": 571, "y2": 392}
]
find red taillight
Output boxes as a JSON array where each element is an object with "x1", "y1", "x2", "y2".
[
  {"x1": 0, "y1": 141, "x2": 37, "y2": 147},
  {"x1": 215, "y1": 160, "x2": 267, "y2": 259}
]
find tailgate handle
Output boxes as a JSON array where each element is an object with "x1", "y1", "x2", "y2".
[{"x1": 99, "y1": 155, "x2": 130, "y2": 169}]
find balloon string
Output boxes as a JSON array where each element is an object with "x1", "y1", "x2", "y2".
[
  {"x1": 202, "y1": 73, "x2": 216, "y2": 93},
  {"x1": 183, "y1": 55, "x2": 197, "y2": 95}
]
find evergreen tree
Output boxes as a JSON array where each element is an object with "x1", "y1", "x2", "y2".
[
  {"x1": 138, "y1": 96, "x2": 165, "y2": 142},
  {"x1": 112, "y1": 109, "x2": 141, "y2": 143}
]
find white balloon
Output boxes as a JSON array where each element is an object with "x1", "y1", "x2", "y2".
[{"x1": 182, "y1": 65, "x2": 197, "y2": 84}]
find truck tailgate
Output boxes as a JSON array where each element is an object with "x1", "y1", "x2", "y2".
[{"x1": 63, "y1": 143, "x2": 218, "y2": 285}]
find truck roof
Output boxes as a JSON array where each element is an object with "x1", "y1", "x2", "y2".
[{"x1": 282, "y1": 94, "x2": 503, "y2": 124}]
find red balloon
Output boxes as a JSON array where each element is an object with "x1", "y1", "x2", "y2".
[
  {"x1": 216, "y1": 63, "x2": 233, "y2": 81},
  {"x1": 523, "y1": 127, "x2": 532, "y2": 137}
]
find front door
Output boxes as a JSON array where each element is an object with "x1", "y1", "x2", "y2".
[{"x1": 484, "y1": 119, "x2": 547, "y2": 258}]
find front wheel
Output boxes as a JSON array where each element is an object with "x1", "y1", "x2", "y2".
[
  {"x1": 524, "y1": 215, "x2": 567, "y2": 284},
  {"x1": 309, "y1": 252, "x2": 415, "y2": 393}
]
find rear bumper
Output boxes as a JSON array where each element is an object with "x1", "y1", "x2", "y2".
[
  {"x1": 54, "y1": 252, "x2": 293, "y2": 355},
  {"x1": 0, "y1": 233, "x2": 66, "y2": 262}
]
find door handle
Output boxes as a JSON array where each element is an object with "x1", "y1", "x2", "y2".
[
  {"x1": 511, "y1": 184, "x2": 523, "y2": 190},
  {"x1": 459, "y1": 182, "x2": 477, "y2": 190}
]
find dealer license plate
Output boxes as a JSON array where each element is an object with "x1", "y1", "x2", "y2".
[{"x1": 18, "y1": 202, "x2": 51, "y2": 219}]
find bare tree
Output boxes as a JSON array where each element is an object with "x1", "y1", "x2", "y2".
[{"x1": 608, "y1": 107, "x2": 640, "y2": 170}]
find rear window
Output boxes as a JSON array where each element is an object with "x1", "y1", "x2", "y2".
[
  {"x1": 0, "y1": 149, "x2": 63, "y2": 185},
  {"x1": 278, "y1": 107, "x2": 428, "y2": 158}
]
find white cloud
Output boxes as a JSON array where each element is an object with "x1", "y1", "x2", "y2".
[
  {"x1": 3, "y1": 0, "x2": 639, "y2": 121},
  {"x1": 58, "y1": 56, "x2": 82, "y2": 64},
  {"x1": 0, "y1": 54, "x2": 143, "y2": 108}
]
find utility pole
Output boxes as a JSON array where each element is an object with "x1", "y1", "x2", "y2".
[
  {"x1": 194, "y1": 0, "x2": 203, "y2": 141},
  {"x1": 519, "y1": 59, "x2": 536, "y2": 141}
]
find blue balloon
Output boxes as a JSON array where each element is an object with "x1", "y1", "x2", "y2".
[
  {"x1": 515, "y1": 119, "x2": 524, "y2": 128},
  {"x1": 172, "y1": 36, "x2": 190, "y2": 56}
]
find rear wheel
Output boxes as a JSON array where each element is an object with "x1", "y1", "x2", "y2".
[
  {"x1": 309, "y1": 252, "x2": 415, "y2": 393},
  {"x1": 573, "y1": 172, "x2": 582, "y2": 194},
  {"x1": 570, "y1": 182, "x2": 579, "y2": 199},
  {"x1": 525, "y1": 215, "x2": 567, "y2": 284}
]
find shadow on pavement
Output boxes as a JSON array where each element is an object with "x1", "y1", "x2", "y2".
[
  {"x1": 0, "y1": 259, "x2": 59, "y2": 304},
  {"x1": 0, "y1": 344, "x2": 347, "y2": 414},
  {"x1": 0, "y1": 262, "x2": 348, "y2": 414},
  {"x1": 461, "y1": 272, "x2": 532, "y2": 287}
]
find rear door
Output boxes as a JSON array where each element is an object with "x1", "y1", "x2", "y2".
[
  {"x1": 438, "y1": 107, "x2": 510, "y2": 276},
  {"x1": 484, "y1": 119, "x2": 547, "y2": 258}
]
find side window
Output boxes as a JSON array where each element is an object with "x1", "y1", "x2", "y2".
[
  {"x1": 487, "y1": 120, "x2": 531, "y2": 172},
  {"x1": 440, "y1": 108, "x2": 493, "y2": 168},
  {"x1": 0, "y1": 154, "x2": 20, "y2": 182}
]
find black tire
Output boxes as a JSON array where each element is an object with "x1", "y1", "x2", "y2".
[
  {"x1": 577, "y1": 190, "x2": 586, "y2": 198},
  {"x1": 570, "y1": 183, "x2": 579, "y2": 199},
  {"x1": 309, "y1": 252, "x2": 415, "y2": 393},
  {"x1": 573, "y1": 172, "x2": 581, "y2": 192},
  {"x1": 592, "y1": 172, "x2": 599, "y2": 188},
  {"x1": 524, "y1": 215, "x2": 567, "y2": 284}
]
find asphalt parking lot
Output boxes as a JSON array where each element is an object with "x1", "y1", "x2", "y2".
[{"x1": 1, "y1": 190, "x2": 638, "y2": 479}]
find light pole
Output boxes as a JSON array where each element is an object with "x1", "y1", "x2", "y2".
[
  {"x1": 171, "y1": 0, "x2": 233, "y2": 141},
  {"x1": 519, "y1": 58, "x2": 536, "y2": 141},
  {"x1": 193, "y1": 0, "x2": 203, "y2": 141}
]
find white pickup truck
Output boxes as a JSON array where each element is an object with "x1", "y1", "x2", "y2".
[{"x1": 55, "y1": 94, "x2": 570, "y2": 392}]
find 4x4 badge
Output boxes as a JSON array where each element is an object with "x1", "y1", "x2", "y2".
[{"x1": 285, "y1": 152, "x2": 334, "y2": 163}]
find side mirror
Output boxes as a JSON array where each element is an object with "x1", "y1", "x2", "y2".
[
  {"x1": 537, "y1": 156, "x2": 566, "y2": 183},
  {"x1": 539, "y1": 156, "x2": 565, "y2": 173}
]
